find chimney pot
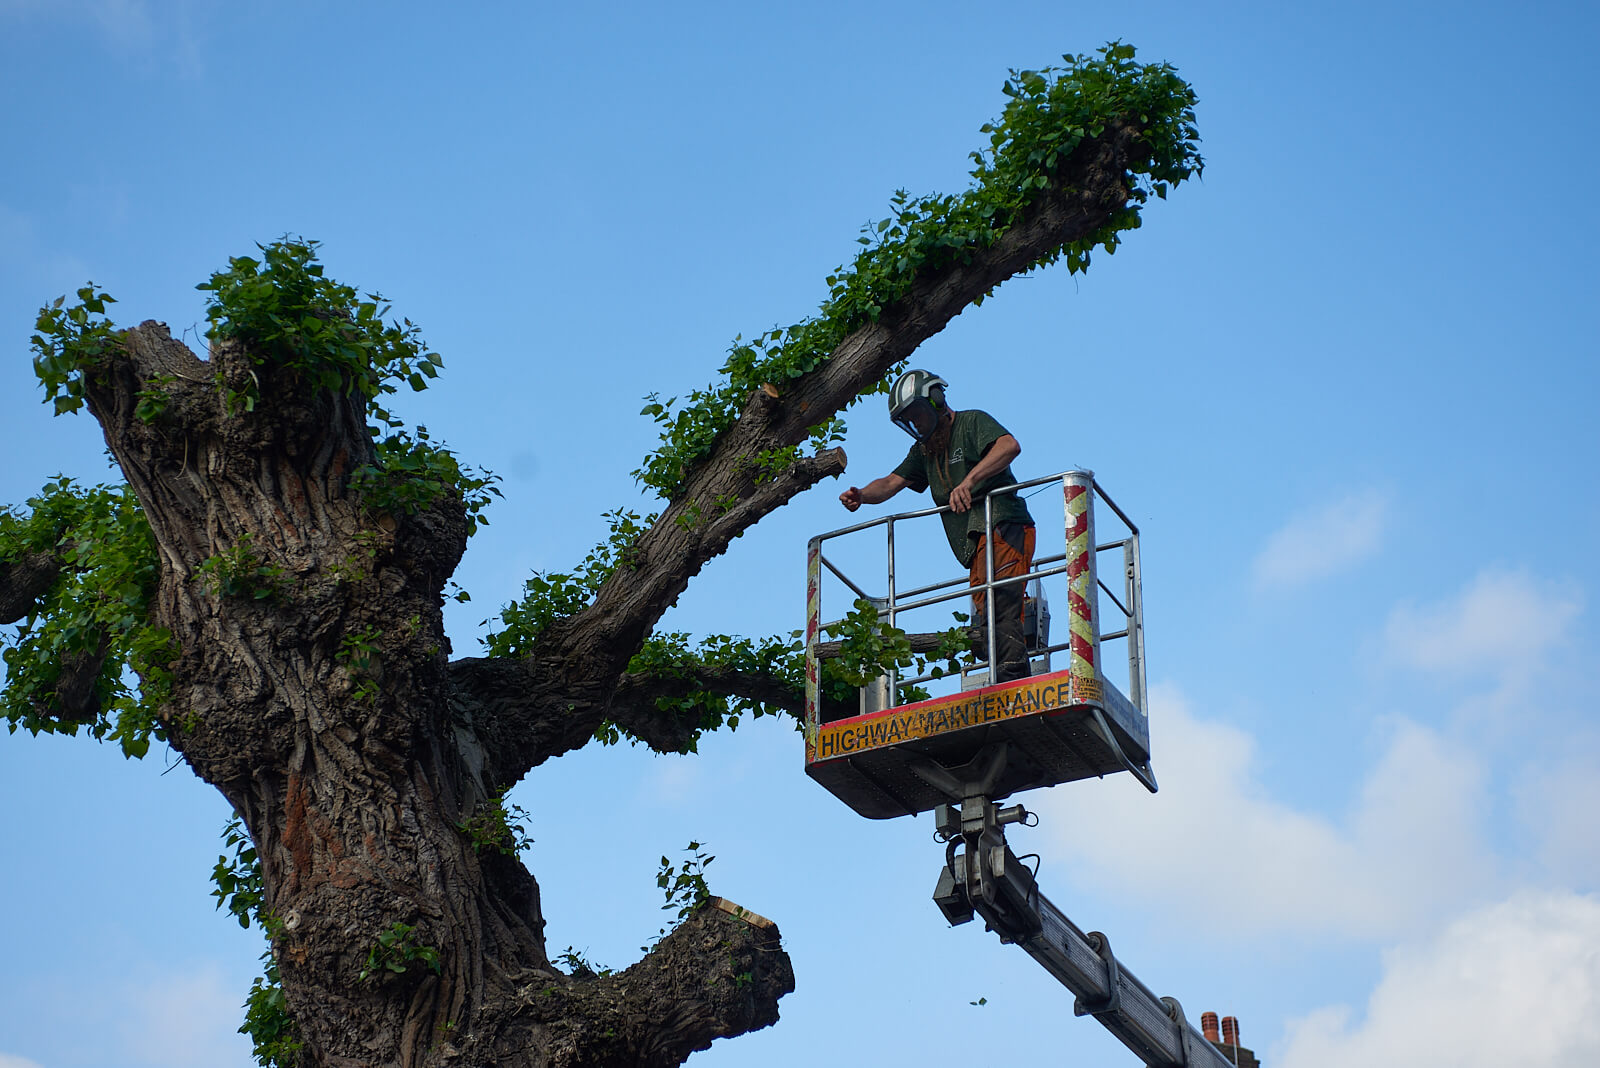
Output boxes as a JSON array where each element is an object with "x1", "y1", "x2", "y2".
[
  {"x1": 1201, "y1": 1012, "x2": 1220, "y2": 1042},
  {"x1": 1221, "y1": 1016, "x2": 1239, "y2": 1046}
]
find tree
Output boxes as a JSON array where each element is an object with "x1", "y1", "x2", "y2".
[{"x1": 0, "y1": 47, "x2": 1198, "y2": 1068}]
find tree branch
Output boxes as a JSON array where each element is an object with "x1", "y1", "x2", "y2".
[
  {"x1": 607, "y1": 663, "x2": 803, "y2": 753},
  {"x1": 0, "y1": 550, "x2": 61, "y2": 624},
  {"x1": 449, "y1": 655, "x2": 817, "y2": 773},
  {"x1": 485, "y1": 898, "x2": 793, "y2": 1068},
  {"x1": 812, "y1": 630, "x2": 958, "y2": 661},
  {"x1": 543, "y1": 123, "x2": 1141, "y2": 690}
]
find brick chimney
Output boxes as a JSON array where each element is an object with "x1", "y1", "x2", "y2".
[{"x1": 1204, "y1": 1013, "x2": 1260, "y2": 1067}]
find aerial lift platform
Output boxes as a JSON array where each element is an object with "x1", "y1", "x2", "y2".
[{"x1": 804, "y1": 469, "x2": 1234, "y2": 1068}]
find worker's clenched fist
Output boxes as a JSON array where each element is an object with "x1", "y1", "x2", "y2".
[{"x1": 840, "y1": 487, "x2": 863, "y2": 511}]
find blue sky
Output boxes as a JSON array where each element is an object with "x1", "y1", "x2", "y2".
[{"x1": 1, "y1": 2, "x2": 1597, "y2": 1066}]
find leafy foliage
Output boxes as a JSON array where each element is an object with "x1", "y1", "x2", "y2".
[
  {"x1": 457, "y1": 796, "x2": 535, "y2": 856},
  {"x1": 586, "y1": 603, "x2": 968, "y2": 753},
  {"x1": 31, "y1": 239, "x2": 498, "y2": 549},
  {"x1": 350, "y1": 424, "x2": 501, "y2": 536},
  {"x1": 335, "y1": 624, "x2": 384, "y2": 705},
  {"x1": 595, "y1": 631, "x2": 804, "y2": 752},
  {"x1": 210, "y1": 819, "x2": 304, "y2": 1068},
  {"x1": 632, "y1": 44, "x2": 1200, "y2": 501},
  {"x1": 195, "y1": 238, "x2": 441, "y2": 424},
  {"x1": 212, "y1": 816, "x2": 265, "y2": 929},
  {"x1": 241, "y1": 960, "x2": 305, "y2": 1068},
  {"x1": 640, "y1": 841, "x2": 716, "y2": 953},
  {"x1": 820, "y1": 598, "x2": 969, "y2": 705},
  {"x1": 30, "y1": 286, "x2": 119, "y2": 416},
  {"x1": 195, "y1": 534, "x2": 288, "y2": 602},
  {"x1": 555, "y1": 946, "x2": 612, "y2": 979},
  {"x1": 359, "y1": 922, "x2": 442, "y2": 982},
  {"x1": 483, "y1": 509, "x2": 653, "y2": 657},
  {"x1": 195, "y1": 239, "x2": 501, "y2": 532},
  {"x1": 657, "y1": 840, "x2": 715, "y2": 920},
  {"x1": 0, "y1": 478, "x2": 174, "y2": 757}
]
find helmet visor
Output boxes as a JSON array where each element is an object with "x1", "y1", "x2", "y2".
[{"x1": 891, "y1": 396, "x2": 941, "y2": 440}]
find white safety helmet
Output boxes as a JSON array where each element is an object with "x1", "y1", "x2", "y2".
[{"x1": 888, "y1": 368, "x2": 949, "y2": 441}]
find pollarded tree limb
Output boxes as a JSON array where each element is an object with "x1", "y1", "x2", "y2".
[
  {"x1": 543, "y1": 122, "x2": 1142, "y2": 696},
  {"x1": 606, "y1": 663, "x2": 804, "y2": 753},
  {"x1": 447, "y1": 654, "x2": 815, "y2": 774},
  {"x1": 0, "y1": 550, "x2": 62, "y2": 624},
  {"x1": 461, "y1": 898, "x2": 793, "y2": 1068},
  {"x1": 812, "y1": 630, "x2": 958, "y2": 661},
  {"x1": 540, "y1": 446, "x2": 847, "y2": 680},
  {"x1": 45, "y1": 631, "x2": 112, "y2": 724}
]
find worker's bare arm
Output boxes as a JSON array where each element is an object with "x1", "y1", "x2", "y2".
[
  {"x1": 840, "y1": 473, "x2": 909, "y2": 512},
  {"x1": 949, "y1": 434, "x2": 1021, "y2": 513}
]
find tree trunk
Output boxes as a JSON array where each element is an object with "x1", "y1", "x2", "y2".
[
  {"x1": 42, "y1": 107, "x2": 1161, "y2": 1063},
  {"x1": 83, "y1": 323, "x2": 792, "y2": 1067}
]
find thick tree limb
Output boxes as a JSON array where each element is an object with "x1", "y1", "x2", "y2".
[
  {"x1": 481, "y1": 899, "x2": 793, "y2": 1068},
  {"x1": 540, "y1": 123, "x2": 1141, "y2": 704},
  {"x1": 607, "y1": 664, "x2": 803, "y2": 753},
  {"x1": 812, "y1": 630, "x2": 958, "y2": 661},
  {"x1": 48, "y1": 631, "x2": 112, "y2": 723},
  {"x1": 448, "y1": 656, "x2": 811, "y2": 774},
  {"x1": 0, "y1": 550, "x2": 62, "y2": 624}
]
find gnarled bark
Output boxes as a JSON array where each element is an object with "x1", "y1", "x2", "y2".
[
  {"x1": 20, "y1": 118, "x2": 1146, "y2": 1067},
  {"x1": 0, "y1": 550, "x2": 60, "y2": 624},
  {"x1": 74, "y1": 320, "x2": 791, "y2": 1067}
]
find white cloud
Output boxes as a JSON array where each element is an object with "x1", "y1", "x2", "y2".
[
  {"x1": 1035, "y1": 685, "x2": 1494, "y2": 940},
  {"x1": 0, "y1": 1053, "x2": 46, "y2": 1068},
  {"x1": 1513, "y1": 751, "x2": 1600, "y2": 888},
  {"x1": 1276, "y1": 890, "x2": 1600, "y2": 1068},
  {"x1": 119, "y1": 964, "x2": 254, "y2": 1068},
  {"x1": 1383, "y1": 569, "x2": 1582, "y2": 677},
  {"x1": 1252, "y1": 490, "x2": 1388, "y2": 589}
]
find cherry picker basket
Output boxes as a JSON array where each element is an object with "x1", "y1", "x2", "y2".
[{"x1": 804, "y1": 469, "x2": 1155, "y2": 819}]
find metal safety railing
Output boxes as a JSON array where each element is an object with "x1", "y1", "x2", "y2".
[{"x1": 804, "y1": 468, "x2": 1147, "y2": 722}]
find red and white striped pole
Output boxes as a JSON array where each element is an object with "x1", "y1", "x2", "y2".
[
  {"x1": 1062, "y1": 470, "x2": 1100, "y2": 703},
  {"x1": 804, "y1": 536, "x2": 822, "y2": 760}
]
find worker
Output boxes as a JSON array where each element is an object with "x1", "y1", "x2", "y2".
[{"x1": 839, "y1": 369, "x2": 1036, "y2": 683}]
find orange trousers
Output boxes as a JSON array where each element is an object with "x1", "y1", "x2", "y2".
[{"x1": 969, "y1": 521, "x2": 1036, "y2": 682}]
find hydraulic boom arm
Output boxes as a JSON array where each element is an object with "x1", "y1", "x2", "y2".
[{"x1": 926, "y1": 751, "x2": 1230, "y2": 1067}]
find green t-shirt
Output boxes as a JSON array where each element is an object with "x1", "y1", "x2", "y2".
[{"x1": 892, "y1": 409, "x2": 1033, "y2": 567}]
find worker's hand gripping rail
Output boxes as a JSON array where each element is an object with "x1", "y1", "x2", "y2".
[{"x1": 928, "y1": 764, "x2": 1231, "y2": 1068}]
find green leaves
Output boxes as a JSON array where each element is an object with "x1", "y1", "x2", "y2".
[
  {"x1": 483, "y1": 508, "x2": 654, "y2": 657},
  {"x1": 240, "y1": 965, "x2": 303, "y2": 1068},
  {"x1": 456, "y1": 796, "x2": 535, "y2": 856},
  {"x1": 630, "y1": 44, "x2": 1200, "y2": 502},
  {"x1": 335, "y1": 625, "x2": 383, "y2": 706},
  {"x1": 358, "y1": 922, "x2": 442, "y2": 982},
  {"x1": 31, "y1": 285, "x2": 120, "y2": 417},
  {"x1": 350, "y1": 424, "x2": 502, "y2": 537},
  {"x1": 657, "y1": 841, "x2": 714, "y2": 921},
  {"x1": 598, "y1": 630, "x2": 804, "y2": 752},
  {"x1": 194, "y1": 241, "x2": 504, "y2": 539},
  {"x1": 195, "y1": 533, "x2": 288, "y2": 601},
  {"x1": 0, "y1": 478, "x2": 174, "y2": 758},
  {"x1": 819, "y1": 601, "x2": 971, "y2": 707},
  {"x1": 640, "y1": 841, "x2": 717, "y2": 953},
  {"x1": 195, "y1": 238, "x2": 444, "y2": 426},
  {"x1": 212, "y1": 816, "x2": 265, "y2": 930}
]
